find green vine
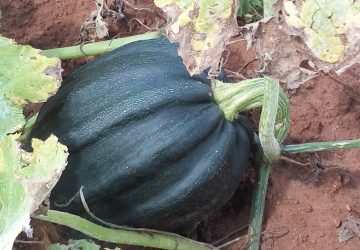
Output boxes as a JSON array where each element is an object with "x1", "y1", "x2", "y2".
[
  {"x1": 36, "y1": 210, "x2": 217, "y2": 250},
  {"x1": 42, "y1": 32, "x2": 162, "y2": 59}
]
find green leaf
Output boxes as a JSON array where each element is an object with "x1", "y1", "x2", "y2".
[
  {"x1": 0, "y1": 36, "x2": 61, "y2": 140},
  {"x1": 0, "y1": 134, "x2": 68, "y2": 250},
  {"x1": 238, "y1": 0, "x2": 251, "y2": 16},
  {"x1": 0, "y1": 98, "x2": 24, "y2": 139},
  {"x1": 0, "y1": 36, "x2": 67, "y2": 250}
]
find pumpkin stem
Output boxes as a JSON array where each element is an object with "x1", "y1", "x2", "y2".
[
  {"x1": 213, "y1": 77, "x2": 290, "y2": 144},
  {"x1": 247, "y1": 78, "x2": 287, "y2": 250},
  {"x1": 214, "y1": 77, "x2": 290, "y2": 250},
  {"x1": 248, "y1": 158, "x2": 272, "y2": 249}
]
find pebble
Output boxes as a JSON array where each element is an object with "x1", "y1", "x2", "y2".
[
  {"x1": 265, "y1": 238, "x2": 274, "y2": 247},
  {"x1": 345, "y1": 204, "x2": 352, "y2": 211},
  {"x1": 300, "y1": 233, "x2": 309, "y2": 242},
  {"x1": 334, "y1": 218, "x2": 342, "y2": 228}
]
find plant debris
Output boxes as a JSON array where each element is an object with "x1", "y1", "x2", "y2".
[
  {"x1": 241, "y1": 0, "x2": 360, "y2": 88},
  {"x1": 154, "y1": 0, "x2": 239, "y2": 77},
  {"x1": 78, "y1": 0, "x2": 125, "y2": 43}
]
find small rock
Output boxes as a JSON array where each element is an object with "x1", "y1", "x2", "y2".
[
  {"x1": 300, "y1": 233, "x2": 309, "y2": 242},
  {"x1": 345, "y1": 204, "x2": 352, "y2": 211},
  {"x1": 265, "y1": 238, "x2": 274, "y2": 247},
  {"x1": 334, "y1": 218, "x2": 342, "y2": 228},
  {"x1": 293, "y1": 199, "x2": 299, "y2": 205}
]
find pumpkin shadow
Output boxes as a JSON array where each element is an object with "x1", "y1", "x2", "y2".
[{"x1": 194, "y1": 163, "x2": 255, "y2": 247}]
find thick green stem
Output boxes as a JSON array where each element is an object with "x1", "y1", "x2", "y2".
[
  {"x1": 248, "y1": 159, "x2": 272, "y2": 248},
  {"x1": 36, "y1": 210, "x2": 216, "y2": 250},
  {"x1": 214, "y1": 78, "x2": 264, "y2": 120},
  {"x1": 282, "y1": 139, "x2": 360, "y2": 154},
  {"x1": 214, "y1": 77, "x2": 290, "y2": 250},
  {"x1": 258, "y1": 79, "x2": 280, "y2": 162},
  {"x1": 42, "y1": 31, "x2": 162, "y2": 59},
  {"x1": 213, "y1": 78, "x2": 290, "y2": 143},
  {"x1": 247, "y1": 78, "x2": 287, "y2": 250}
]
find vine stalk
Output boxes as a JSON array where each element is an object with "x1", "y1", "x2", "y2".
[
  {"x1": 42, "y1": 31, "x2": 162, "y2": 59},
  {"x1": 282, "y1": 139, "x2": 360, "y2": 154},
  {"x1": 36, "y1": 210, "x2": 217, "y2": 250}
]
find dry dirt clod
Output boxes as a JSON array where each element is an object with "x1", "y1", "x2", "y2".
[
  {"x1": 318, "y1": 231, "x2": 326, "y2": 237},
  {"x1": 300, "y1": 204, "x2": 313, "y2": 213}
]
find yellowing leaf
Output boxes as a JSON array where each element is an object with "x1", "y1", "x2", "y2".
[
  {"x1": 154, "y1": 0, "x2": 239, "y2": 75},
  {"x1": 0, "y1": 35, "x2": 66, "y2": 250},
  {"x1": 283, "y1": 0, "x2": 360, "y2": 63},
  {"x1": 0, "y1": 36, "x2": 61, "y2": 140},
  {"x1": 0, "y1": 134, "x2": 68, "y2": 250},
  {"x1": 242, "y1": 0, "x2": 360, "y2": 88}
]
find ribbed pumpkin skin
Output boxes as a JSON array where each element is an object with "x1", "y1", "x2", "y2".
[{"x1": 30, "y1": 39, "x2": 253, "y2": 233}]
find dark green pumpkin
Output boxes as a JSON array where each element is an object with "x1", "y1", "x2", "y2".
[{"x1": 30, "y1": 38, "x2": 253, "y2": 233}]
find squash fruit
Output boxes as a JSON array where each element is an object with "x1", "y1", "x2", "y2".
[{"x1": 29, "y1": 38, "x2": 254, "y2": 233}]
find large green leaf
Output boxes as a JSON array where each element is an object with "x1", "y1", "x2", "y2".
[
  {"x1": 0, "y1": 36, "x2": 61, "y2": 140},
  {"x1": 0, "y1": 135, "x2": 68, "y2": 249},
  {"x1": 0, "y1": 36, "x2": 67, "y2": 250}
]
